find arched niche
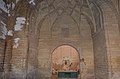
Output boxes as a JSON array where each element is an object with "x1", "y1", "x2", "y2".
[{"x1": 51, "y1": 45, "x2": 80, "y2": 79}]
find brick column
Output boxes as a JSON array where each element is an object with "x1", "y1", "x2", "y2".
[
  {"x1": 26, "y1": 12, "x2": 39, "y2": 79},
  {"x1": 3, "y1": 36, "x2": 13, "y2": 79},
  {"x1": 93, "y1": 30, "x2": 109, "y2": 79},
  {"x1": 0, "y1": 39, "x2": 5, "y2": 78},
  {"x1": 3, "y1": 13, "x2": 14, "y2": 79}
]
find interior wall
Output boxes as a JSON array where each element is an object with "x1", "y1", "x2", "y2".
[
  {"x1": 101, "y1": 2, "x2": 120, "y2": 79},
  {"x1": 0, "y1": 0, "x2": 119, "y2": 79},
  {"x1": 37, "y1": 7, "x2": 94, "y2": 79}
]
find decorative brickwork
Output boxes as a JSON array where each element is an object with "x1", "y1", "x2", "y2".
[{"x1": 0, "y1": 0, "x2": 120, "y2": 79}]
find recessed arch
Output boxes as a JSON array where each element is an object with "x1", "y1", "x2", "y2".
[{"x1": 51, "y1": 44, "x2": 80, "y2": 78}]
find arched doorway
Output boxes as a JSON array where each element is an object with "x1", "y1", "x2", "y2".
[{"x1": 51, "y1": 45, "x2": 80, "y2": 79}]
